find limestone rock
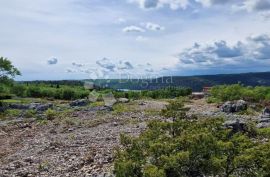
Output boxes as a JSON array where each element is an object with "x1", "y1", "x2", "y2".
[
  {"x1": 70, "y1": 99, "x2": 89, "y2": 107},
  {"x1": 117, "y1": 98, "x2": 129, "y2": 103}
]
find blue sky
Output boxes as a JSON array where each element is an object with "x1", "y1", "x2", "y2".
[{"x1": 1, "y1": 0, "x2": 270, "y2": 80}]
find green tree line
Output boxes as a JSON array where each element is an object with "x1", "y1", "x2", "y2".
[{"x1": 209, "y1": 84, "x2": 270, "y2": 102}]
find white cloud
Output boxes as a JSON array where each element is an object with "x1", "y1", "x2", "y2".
[
  {"x1": 96, "y1": 58, "x2": 116, "y2": 71},
  {"x1": 144, "y1": 22, "x2": 164, "y2": 31},
  {"x1": 66, "y1": 68, "x2": 76, "y2": 73},
  {"x1": 243, "y1": 0, "x2": 270, "y2": 12},
  {"x1": 195, "y1": 0, "x2": 234, "y2": 7},
  {"x1": 177, "y1": 34, "x2": 270, "y2": 67},
  {"x1": 123, "y1": 25, "x2": 145, "y2": 33},
  {"x1": 118, "y1": 60, "x2": 134, "y2": 70},
  {"x1": 47, "y1": 57, "x2": 58, "y2": 65},
  {"x1": 129, "y1": 0, "x2": 189, "y2": 10},
  {"x1": 72, "y1": 62, "x2": 83, "y2": 67}
]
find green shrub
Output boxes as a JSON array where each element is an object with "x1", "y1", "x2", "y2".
[
  {"x1": 26, "y1": 86, "x2": 42, "y2": 98},
  {"x1": 61, "y1": 88, "x2": 76, "y2": 100},
  {"x1": 113, "y1": 87, "x2": 192, "y2": 100},
  {"x1": 10, "y1": 84, "x2": 26, "y2": 97},
  {"x1": 0, "y1": 93, "x2": 13, "y2": 100},
  {"x1": 24, "y1": 109, "x2": 37, "y2": 118},
  {"x1": 210, "y1": 84, "x2": 270, "y2": 102},
  {"x1": 114, "y1": 97, "x2": 270, "y2": 177},
  {"x1": 45, "y1": 109, "x2": 57, "y2": 120},
  {"x1": 114, "y1": 118, "x2": 270, "y2": 177}
]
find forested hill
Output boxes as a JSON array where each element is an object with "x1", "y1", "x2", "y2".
[
  {"x1": 21, "y1": 71, "x2": 270, "y2": 92},
  {"x1": 92, "y1": 71, "x2": 270, "y2": 91}
]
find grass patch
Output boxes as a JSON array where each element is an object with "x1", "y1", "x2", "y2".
[
  {"x1": 61, "y1": 117, "x2": 82, "y2": 126},
  {"x1": 90, "y1": 101, "x2": 105, "y2": 107},
  {"x1": 45, "y1": 109, "x2": 58, "y2": 120},
  {"x1": 24, "y1": 109, "x2": 37, "y2": 118},
  {"x1": 144, "y1": 109, "x2": 161, "y2": 116},
  {"x1": 257, "y1": 127, "x2": 270, "y2": 138},
  {"x1": 206, "y1": 97, "x2": 222, "y2": 104},
  {"x1": 0, "y1": 109, "x2": 21, "y2": 120},
  {"x1": 112, "y1": 103, "x2": 137, "y2": 114}
]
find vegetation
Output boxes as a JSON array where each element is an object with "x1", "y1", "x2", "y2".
[
  {"x1": 45, "y1": 109, "x2": 57, "y2": 120},
  {"x1": 114, "y1": 99, "x2": 270, "y2": 177},
  {"x1": 0, "y1": 56, "x2": 21, "y2": 84},
  {"x1": 2, "y1": 82, "x2": 191, "y2": 101},
  {"x1": 92, "y1": 72, "x2": 270, "y2": 91},
  {"x1": 1, "y1": 83, "x2": 90, "y2": 100},
  {"x1": 113, "y1": 87, "x2": 192, "y2": 100},
  {"x1": 209, "y1": 84, "x2": 270, "y2": 103},
  {"x1": 0, "y1": 57, "x2": 21, "y2": 100}
]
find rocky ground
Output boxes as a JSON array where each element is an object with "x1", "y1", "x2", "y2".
[
  {"x1": 0, "y1": 98, "x2": 266, "y2": 177},
  {"x1": 186, "y1": 99, "x2": 261, "y2": 121},
  {"x1": 0, "y1": 100, "x2": 167, "y2": 177}
]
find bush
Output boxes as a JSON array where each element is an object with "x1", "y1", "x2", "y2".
[
  {"x1": 61, "y1": 88, "x2": 76, "y2": 100},
  {"x1": 24, "y1": 109, "x2": 37, "y2": 118},
  {"x1": 10, "y1": 84, "x2": 26, "y2": 97},
  {"x1": 209, "y1": 84, "x2": 270, "y2": 102},
  {"x1": 26, "y1": 86, "x2": 42, "y2": 98},
  {"x1": 114, "y1": 99, "x2": 270, "y2": 177},
  {"x1": 113, "y1": 87, "x2": 192, "y2": 100},
  {"x1": 114, "y1": 118, "x2": 270, "y2": 177},
  {"x1": 0, "y1": 93, "x2": 13, "y2": 100},
  {"x1": 45, "y1": 109, "x2": 57, "y2": 120}
]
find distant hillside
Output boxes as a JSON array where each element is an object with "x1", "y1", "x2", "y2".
[
  {"x1": 92, "y1": 71, "x2": 270, "y2": 91},
  {"x1": 22, "y1": 71, "x2": 270, "y2": 92}
]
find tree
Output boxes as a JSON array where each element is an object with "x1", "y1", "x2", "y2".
[{"x1": 0, "y1": 57, "x2": 21, "y2": 83}]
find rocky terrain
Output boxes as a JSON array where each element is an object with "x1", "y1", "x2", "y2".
[
  {"x1": 0, "y1": 100, "x2": 166, "y2": 177},
  {"x1": 0, "y1": 98, "x2": 269, "y2": 177}
]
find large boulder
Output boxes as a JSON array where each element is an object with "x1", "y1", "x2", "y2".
[
  {"x1": 235, "y1": 100, "x2": 248, "y2": 112},
  {"x1": 224, "y1": 119, "x2": 246, "y2": 133},
  {"x1": 221, "y1": 100, "x2": 247, "y2": 113},
  {"x1": 221, "y1": 101, "x2": 234, "y2": 113},
  {"x1": 70, "y1": 99, "x2": 89, "y2": 107}
]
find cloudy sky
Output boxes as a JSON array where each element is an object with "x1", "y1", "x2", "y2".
[{"x1": 1, "y1": 0, "x2": 270, "y2": 80}]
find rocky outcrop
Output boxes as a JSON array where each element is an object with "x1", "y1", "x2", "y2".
[
  {"x1": 88, "y1": 106, "x2": 113, "y2": 112},
  {"x1": 8, "y1": 103, "x2": 53, "y2": 112},
  {"x1": 70, "y1": 99, "x2": 89, "y2": 107},
  {"x1": 221, "y1": 100, "x2": 247, "y2": 113},
  {"x1": 9, "y1": 104, "x2": 30, "y2": 110},
  {"x1": 261, "y1": 107, "x2": 270, "y2": 119},
  {"x1": 35, "y1": 103, "x2": 53, "y2": 112},
  {"x1": 224, "y1": 119, "x2": 246, "y2": 133},
  {"x1": 256, "y1": 107, "x2": 270, "y2": 128},
  {"x1": 118, "y1": 98, "x2": 129, "y2": 103}
]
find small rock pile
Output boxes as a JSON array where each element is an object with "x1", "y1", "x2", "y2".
[
  {"x1": 221, "y1": 100, "x2": 247, "y2": 113},
  {"x1": 224, "y1": 119, "x2": 247, "y2": 133},
  {"x1": 70, "y1": 99, "x2": 89, "y2": 107},
  {"x1": 257, "y1": 107, "x2": 270, "y2": 128}
]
